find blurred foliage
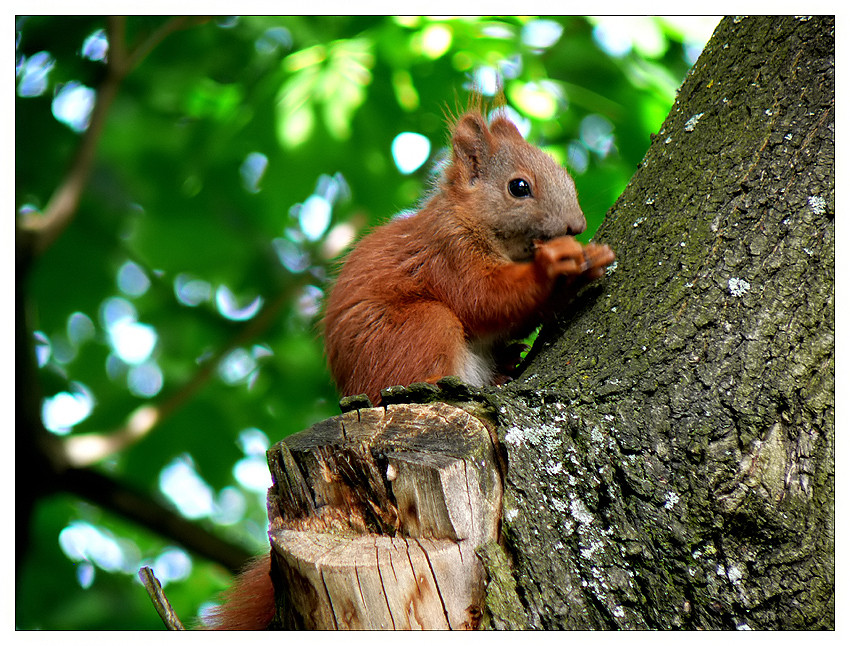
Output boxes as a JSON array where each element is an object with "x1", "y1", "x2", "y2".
[{"x1": 15, "y1": 15, "x2": 718, "y2": 629}]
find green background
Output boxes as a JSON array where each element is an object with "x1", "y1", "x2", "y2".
[{"x1": 15, "y1": 15, "x2": 717, "y2": 629}]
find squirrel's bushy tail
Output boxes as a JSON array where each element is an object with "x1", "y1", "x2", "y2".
[{"x1": 203, "y1": 555, "x2": 275, "y2": 630}]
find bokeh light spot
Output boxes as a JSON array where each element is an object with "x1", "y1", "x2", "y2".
[
  {"x1": 52, "y1": 82, "x2": 96, "y2": 132},
  {"x1": 392, "y1": 132, "x2": 431, "y2": 175}
]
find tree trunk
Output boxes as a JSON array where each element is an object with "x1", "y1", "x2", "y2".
[
  {"x1": 264, "y1": 15, "x2": 833, "y2": 630},
  {"x1": 493, "y1": 15, "x2": 834, "y2": 629}
]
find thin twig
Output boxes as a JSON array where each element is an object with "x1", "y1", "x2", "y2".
[
  {"x1": 125, "y1": 16, "x2": 197, "y2": 72},
  {"x1": 139, "y1": 566, "x2": 185, "y2": 630}
]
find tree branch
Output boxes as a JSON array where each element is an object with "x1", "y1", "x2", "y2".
[
  {"x1": 124, "y1": 16, "x2": 198, "y2": 72},
  {"x1": 16, "y1": 16, "x2": 197, "y2": 258},
  {"x1": 60, "y1": 283, "x2": 298, "y2": 467},
  {"x1": 59, "y1": 465, "x2": 253, "y2": 572}
]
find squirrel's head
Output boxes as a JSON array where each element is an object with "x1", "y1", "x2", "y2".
[{"x1": 445, "y1": 110, "x2": 586, "y2": 261}]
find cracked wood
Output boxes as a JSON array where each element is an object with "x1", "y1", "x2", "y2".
[{"x1": 266, "y1": 402, "x2": 501, "y2": 629}]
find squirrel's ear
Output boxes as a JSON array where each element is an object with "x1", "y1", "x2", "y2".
[{"x1": 451, "y1": 113, "x2": 492, "y2": 184}]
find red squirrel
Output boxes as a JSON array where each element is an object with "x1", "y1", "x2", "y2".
[
  {"x1": 323, "y1": 105, "x2": 615, "y2": 405},
  {"x1": 204, "y1": 104, "x2": 615, "y2": 629}
]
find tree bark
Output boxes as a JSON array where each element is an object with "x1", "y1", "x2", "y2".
[
  {"x1": 492, "y1": 15, "x2": 834, "y2": 629},
  {"x1": 263, "y1": 15, "x2": 833, "y2": 630}
]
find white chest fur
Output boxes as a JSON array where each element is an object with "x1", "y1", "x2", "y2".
[{"x1": 457, "y1": 339, "x2": 496, "y2": 387}]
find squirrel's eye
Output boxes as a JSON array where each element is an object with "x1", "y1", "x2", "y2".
[{"x1": 508, "y1": 178, "x2": 532, "y2": 198}]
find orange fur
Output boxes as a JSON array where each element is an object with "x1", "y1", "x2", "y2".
[
  {"x1": 203, "y1": 556, "x2": 275, "y2": 630},
  {"x1": 324, "y1": 109, "x2": 615, "y2": 404}
]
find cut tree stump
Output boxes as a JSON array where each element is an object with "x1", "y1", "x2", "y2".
[{"x1": 265, "y1": 402, "x2": 503, "y2": 630}]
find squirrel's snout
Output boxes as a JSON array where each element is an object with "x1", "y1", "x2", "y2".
[{"x1": 565, "y1": 215, "x2": 587, "y2": 237}]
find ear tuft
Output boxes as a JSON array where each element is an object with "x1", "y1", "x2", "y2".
[{"x1": 451, "y1": 113, "x2": 492, "y2": 183}]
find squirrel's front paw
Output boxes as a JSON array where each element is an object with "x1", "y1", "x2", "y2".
[
  {"x1": 534, "y1": 236, "x2": 615, "y2": 280},
  {"x1": 534, "y1": 236, "x2": 585, "y2": 279},
  {"x1": 580, "y1": 243, "x2": 616, "y2": 279}
]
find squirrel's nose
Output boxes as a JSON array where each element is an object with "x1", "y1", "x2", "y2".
[{"x1": 565, "y1": 215, "x2": 587, "y2": 237}]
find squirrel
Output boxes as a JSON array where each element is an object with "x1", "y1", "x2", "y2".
[
  {"x1": 322, "y1": 103, "x2": 615, "y2": 405},
  {"x1": 203, "y1": 101, "x2": 615, "y2": 629}
]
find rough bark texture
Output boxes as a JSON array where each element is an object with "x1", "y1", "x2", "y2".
[{"x1": 490, "y1": 16, "x2": 834, "y2": 629}]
